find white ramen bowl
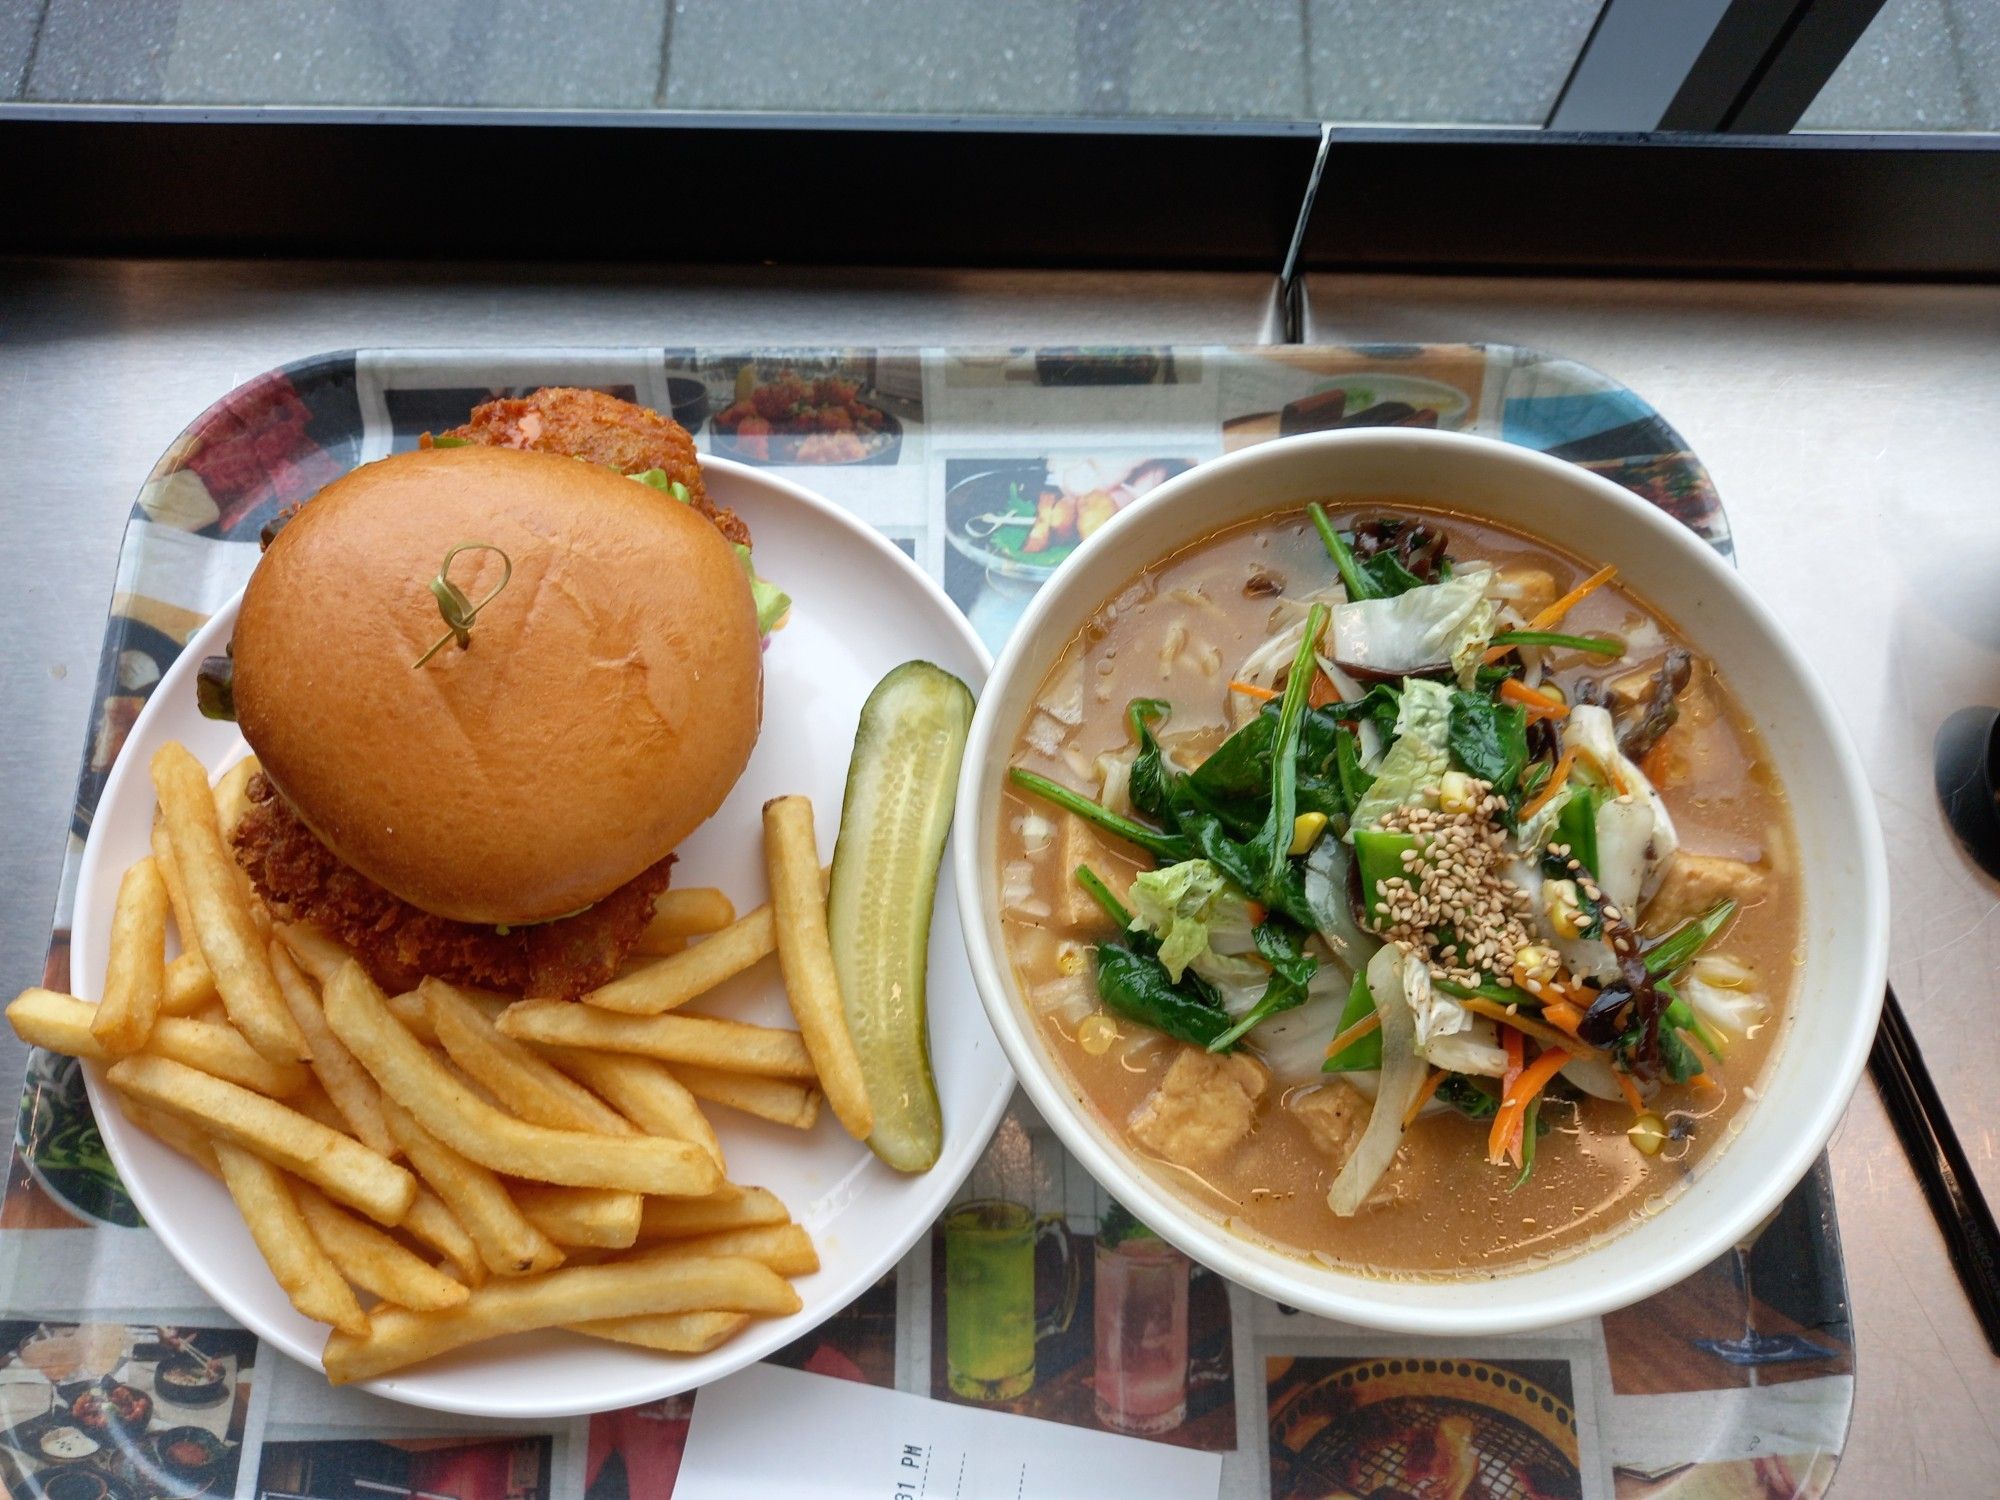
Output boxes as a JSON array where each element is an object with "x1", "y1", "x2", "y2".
[{"x1": 953, "y1": 428, "x2": 1886, "y2": 1335}]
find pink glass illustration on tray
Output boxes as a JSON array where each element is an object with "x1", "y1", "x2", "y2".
[{"x1": 1094, "y1": 1231, "x2": 1192, "y2": 1434}]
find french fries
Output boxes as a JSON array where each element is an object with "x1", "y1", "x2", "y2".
[
  {"x1": 582, "y1": 905, "x2": 777, "y2": 1015},
  {"x1": 323, "y1": 1255, "x2": 801, "y2": 1384},
  {"x1": 642, "y1": 1223, "x2": 819, "y2": 1278},
  {"x1": 670, "y1": 1063, "x2": 822, "y2": 1131},
  {"x1": 402, "y1": 1188, "x2": 487, "y2": 1288},
  {"x1": 293, "y1": 1183, "x2": 470, "y2": 1312},
  {"x1": 636, "y1": 887, "x2": 737, "y2": 953},
  {"x1": 107, "y1": 1054, "x2": 414, "y2": 1225},
  {"x1": 150, "y1": 743, "x2": 307, "y2": 1063},
  {"x1": 151, "y1": 814, "x2": 199, "y2": 957},
  {"x1": 9, "y1": 990, "x2": 307, "y2": 1097},
  {"x1": 381, "y1": 1097, "x2": 564, "y2": 1277},
  {"x1": 571, "y1": 1310, "x2": 751, "y2": 1354},
  {"x1": 541, "y1": 1046, "x2": 724, "y2": 1169},
  {"x1": 499, "y1": 1002, "x2": 817, "y2": 1081},
  {"x1": 6, "y1": 739, "x2": 849, "y2": 1382},
  {"x1": 425, "y1": 981, "x2": 632, "y2": 1135},
  {"x1": 326, "y1": 965, "x2": 720, "y2": 1197},
  {"x1": 637, "y1": 1186, "x2": 790, "y2": 1241},
  {"x1": 161, "y1": 950, "x2": 220, "y2": 1018},
  {"x1": 764, "y1": 796, "x2": 874, "y2": 1138},
  {"x1": 93, "y1": 857, "x2": 169, "y2": 1055},
  {"x1": 271, "y1": 944, "x2": 395, "y2": 1156},
  {"x1": 213, "y1": 1139, "x2": 369, "y2": 1337},
  {"x1": 514, "y1": 1183, "x2": 644, "y2": 1250}
]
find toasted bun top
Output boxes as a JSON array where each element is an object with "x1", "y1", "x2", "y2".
[{"x1": 232, "y1": 446, "x2": 763, "y2": 924}]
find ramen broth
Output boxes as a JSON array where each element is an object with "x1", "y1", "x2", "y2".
[{"x1": 997, "y1": 504, "x2": 1798, "y2": 1275}]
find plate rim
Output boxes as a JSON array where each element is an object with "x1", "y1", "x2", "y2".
[{"x1": 71, "y1": 456, "x2": 1010, "y2": 1417}]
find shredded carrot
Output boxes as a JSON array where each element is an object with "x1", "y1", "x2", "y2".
[
  {"x1": 1483, "y1": 562, "x2": 1620, "y2": 664},
  {"x1": 1530, "y1": 563, "x2": 1617, "y2": 632},
  {"x1": 1499, "y1": 678, "x2": 1569, "y2": 719},
  {"x1": 1228, "y1": 680, "x2": 1279, "y2": 702},
  {"x1": 1462, "y1": 997, "x2": 1598, "y2": 1056},
  {"x1": 1614, "y1": 1069, "x2": 1645, "y2": 1115},
  {"x1": 1540, "y1": 1000, "x2": 1586, "y2": 1038},
  {"x1": 1689, "y1": 1071, "x2": 1721, "y2": 1093},
  {"x1": 1244, "y1": 900, "x2": 1268, "y2": 926},
  {"x1": 1402, "y1": 1067, "x2": 1447, "y2": 1128},
  {"x1": 1488, "y1": 1045, "x2": 1572, "y2": 1165},
  {"x1": 1496, "y1": 1029, "x2": 1526, "y2": 1165},
  {"x1": 1517, "y1": 747, "x2": 1575, "y2": 822},
  {"x1": 1324, "y1": 1010, "x2": 1381, "y2": 1060}
]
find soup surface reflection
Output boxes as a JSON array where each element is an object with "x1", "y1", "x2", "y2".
[{"x1": 997, "y1": 503, "x2": 1798, "y2": 1276}]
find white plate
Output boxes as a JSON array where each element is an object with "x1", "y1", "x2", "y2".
[{"x1": 70, "y1": 458, "x2": 1009, "y2": 1418}]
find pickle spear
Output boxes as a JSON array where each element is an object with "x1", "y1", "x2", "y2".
[{"x1": 826, "y1": 661, "x2": 974, "y2": 1172}]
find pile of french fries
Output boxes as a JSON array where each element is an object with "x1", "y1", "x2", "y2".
[{"x1": 6, "y1": 741, "x2": 880, "y2": 1384}]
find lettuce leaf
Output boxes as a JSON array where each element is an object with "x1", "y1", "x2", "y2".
[
  {"x1": 1127, "y1": 859, "x2": 1258, "y2": 984},
  {"x1": 1330, "y1": 564, "x2": 1496, "y2": 687},
  {"x1": 731, "y1": 544, "x2": 791, "y2": 634},
  {"x1": 1347, "y1": 679, "x2": 1455, "y2": 833}
]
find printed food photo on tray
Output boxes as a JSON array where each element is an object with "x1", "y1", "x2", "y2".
[
  {"x1": 694, "y1": 351, "x2": 921, "y2": 467},
  {"x1": 586, "y1": 1394, "x2": 695, "y2": 1500},
  {"x1": 257, "y1": 1432, "x2": 553, "y2": 1500},
  {"x1": 1220, "y1": 346, "x2": 1487, "y2": 452},
  {"x1": 942, "y1": 453, "x2": 1197, "y2": 652},
  {"x1": 0, "y1": 1320, "x2": 257, "y2": 1500},
  {"x1": 1266, "y1": 1354, "x2": 1583, "y2": 1500},
  {"x1": 941, "y1": 348, "x2": 1194, "y2": 389},
  {"x1": 925, "y1": 1109, "x2": 1237, "y2": 1456}
]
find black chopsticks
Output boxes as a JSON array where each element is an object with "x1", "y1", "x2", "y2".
[{"x1": 1869, "y1": 983, "x2": 2000, "y2": 1356}]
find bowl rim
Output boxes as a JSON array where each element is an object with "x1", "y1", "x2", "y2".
[{"x1": 952, "y1": 426, "x2": 1887, "y2": 1335}]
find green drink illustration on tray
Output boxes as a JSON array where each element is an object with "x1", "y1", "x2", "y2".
[{"x1": 943, "y1": 1198, "x2": 1078, "y2": 1400}]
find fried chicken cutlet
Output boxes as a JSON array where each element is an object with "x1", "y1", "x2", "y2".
[
  {"x1": 234, "y1": 773, "x2": 674, "y2": 999},
  {"x1": 438, "y1": 385, "x2": 751, "y2": 547}
]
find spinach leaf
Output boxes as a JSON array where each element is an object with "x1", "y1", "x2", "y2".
[
  {"x1": 1095, "y1": 943, "x2": 1235, "y2": 1049},
  {"x1": 1010, "y1": 769, "x2": 1190, "y2": 864},
  {"x1": 1446, "y1": 691, "x2": 1529, "y2": 792},
  {"x1": 1076, "y1": 867, "x2": 1234, "y2": 1049},
  {"x1": 1126, "y1": 698, "x2": 1182, "y2": 829},
  {"x1": 1358, "y1": 550, "x2": 1427, "y2": 598},
  {"x1": 1323, "y1": 683, "x2": 1403, "y2": 744},
  {"x1": 1237, "y1": 605, "x2": 1329, "y2": 895},
  {"x1": 1206, "y1": 921, "x2": 1318, "y2": 1052},
  {"x1": 1436, "y1": 1074, "x2": 1500, "y2": 1121}
]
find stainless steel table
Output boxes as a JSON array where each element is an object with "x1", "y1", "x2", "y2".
[{"x1": 2, "y1": 258, "x2": 1994, "y2": 1495}]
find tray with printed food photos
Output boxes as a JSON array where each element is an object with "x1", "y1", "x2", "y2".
[{"x1": 5, "y1": 346, "x2": 1848, "y2": 1500}]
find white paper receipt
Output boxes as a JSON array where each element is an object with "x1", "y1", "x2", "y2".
[{"x1": 675, "y1": 1363, "x2": 1223, "y2": 1500}]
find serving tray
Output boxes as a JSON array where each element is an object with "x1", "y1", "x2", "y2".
[{"x1": 4, "y1": 345, "x2": 1851, "y2": 1500}]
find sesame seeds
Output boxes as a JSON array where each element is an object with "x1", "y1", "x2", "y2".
[{"x1": 1368, "y1": 778, "x2": 1537, "y2": 987}]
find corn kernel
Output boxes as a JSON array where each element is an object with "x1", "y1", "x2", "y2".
[
  {"x1": 1515, "y1": 944, "x2": 1560, "y2": 981},
  {"x1": 1057, "y1": 942, "x2": 1089, "y2": 977},
  {"x1": 1288, "y1": 811, "x2": 1329, "y2": 857},
  {"x1": 1077, "y1": 1013, "x2": 1119, "y2": 1055},
  {"x1": 1627, "y1": 1111, "x2": 1668, "y2": 1157},
  {"x1": 1438, "y1": 771, "x2": 1478, "y2": 815},
  {"x1": 1544, "y1": 879, "x2": 1585, "y2": 940}
]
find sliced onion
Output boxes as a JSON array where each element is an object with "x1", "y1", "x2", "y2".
[
  {"x1": 1560, "y1": 1053, "x2": 1627, "y2": 1102},
  {"x1": 1305, "y1": 836, "x2": 1381, "y2": 974},
  {"x1": 1328, "y1": 945, "x2": 1426, "y2": 1216},
  {"x1": 1249, "y1": 963, "x2": 1353, "y2": 1086}
]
